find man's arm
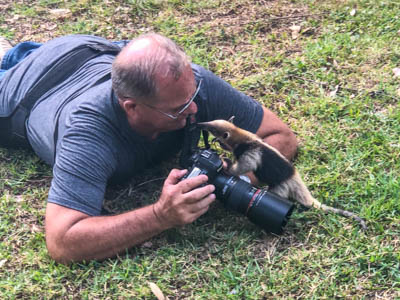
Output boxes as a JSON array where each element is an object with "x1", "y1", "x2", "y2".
[
  {"x1": 45, "y1": 169, "x2": 215, "y2": 264},
  {"x1": 244, "y1": 106, "x2": 298, "y2": 186},
  {"x1": 194, "y1": 65, "x2": 297, "y2": 159},
  {"x1": 256, "y1": 106, "x2": 298, "y2": 160}
]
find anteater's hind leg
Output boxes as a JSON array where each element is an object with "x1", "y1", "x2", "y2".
[{"x1": 269, "y1": 171, "x2": 316, "y2": 208}]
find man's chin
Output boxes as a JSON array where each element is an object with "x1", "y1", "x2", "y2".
[
  {"x1": 178, "y1": 118, "x2": 188, "y2": 128},
  {"x1": 176, "y1": 116, "x2": 192, "y2": 129}
]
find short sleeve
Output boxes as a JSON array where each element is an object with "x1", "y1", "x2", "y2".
[
  {"x1": 47, "y1": 118, "x2": 118, "y2": 216},
  {"x1": 193, "y1": 64, "x2": 264, "y2": 134}
]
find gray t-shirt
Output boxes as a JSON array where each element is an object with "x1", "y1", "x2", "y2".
[{"x1": 3, "y1": 36, "x2": 264, "y2": 216}]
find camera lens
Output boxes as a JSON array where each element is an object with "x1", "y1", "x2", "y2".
[{"x1": 213, "y1": 173, "x2": 294, "y2": 234}]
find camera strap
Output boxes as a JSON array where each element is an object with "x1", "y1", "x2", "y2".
[
  {"x1": 179, "y1": 116, "x2": 210, "y2": 168},
  {"x1": 203, "y1": 130, "x2": 210, "y2": 149}
]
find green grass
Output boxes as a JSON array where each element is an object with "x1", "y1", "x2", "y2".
[{"x1": 1, "y1": 0, "x2": 400, "y2": 298}]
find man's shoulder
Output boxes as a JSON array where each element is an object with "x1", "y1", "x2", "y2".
[
  {"x1": 42, "y1": 34, "x2": 117, "y2": 49},
  {"x1": 191, "y1": 63, "x2": 211, "y2": 80},
  {"x1": 63, "y1": 80, "x2": 122, "y2": 134}
]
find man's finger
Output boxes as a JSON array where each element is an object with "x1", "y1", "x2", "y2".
[
  {"x1": 188, "y1": 193, "x2": 216, "y2": 212},
  {"x1": 164, "y1": 169, "x2": 187, "y2": 185},
  {"x1": 185, "y1": 184, "x2": 215, "y2": 203},
  {"x1": 189, "y1": 201, "x2": 214, "y2": 220},
  {"x1": 179, "y1": 174, "x2": 209, "y2": 193}
]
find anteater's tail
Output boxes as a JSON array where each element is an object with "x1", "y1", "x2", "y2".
[{"x1": 269, "y1": 171, "x2": 367, "y2": 230}]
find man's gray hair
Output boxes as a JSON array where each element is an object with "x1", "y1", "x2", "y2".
[{"x1": 111, "y1": 33, "x2": 190, "y2": 102}]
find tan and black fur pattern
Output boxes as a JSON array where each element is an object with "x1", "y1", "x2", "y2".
[{"x1": 197, "y1": 118, "x2": 367, "y2": 230}]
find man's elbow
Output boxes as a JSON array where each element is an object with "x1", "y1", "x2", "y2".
[
  {"x1": 45, "y1": 225, "x2": 87, "y2": 264},
  {"x1": 284, "y1": 129, "x2": 299, "y2": 161},
  {"x1": 256, "y1": 107, "x2": 299, "y2": 160},
  {"x1": 46, "y1": 236, "x2": 75, "y2": 265},
  {"x1": 45, "y1": 202, "x2": 92, "y2": 264},
  {"x1": 263, "y1": 128, "x2": 298, "y2": 161}
]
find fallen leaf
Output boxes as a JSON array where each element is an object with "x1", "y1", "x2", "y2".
[
  {"x1": 289, "y1": 25, "x2": 301, "y2": 39},
  {"x1": 229, "y1": 288, "x2": 238, "y2": 295},
  {"x1": 329, "y1": 85, "x2": 339, "y2": 98},
  {"x1": 0, "y1": 259, "x2": 6, "y2": 268},
  {"x1": 333, "y1": 59, "x2": 339, "y2": 68},
  {"x1": 47, "y1": 24, "x2": 58, "y2": 30},
  {"x1": 142, "y1": 241, "x2": 153, "y2": 248},
  {"x1": 30, "y1": 224, "x2": 42, "y2": 233},
  {"x1": 301, "y1": 27, "x2": 314, "y2": 36},
  {"x1": 49, "y1": 8, "x2": 72, "y2": 19},
  {"x1": 393, "y1": 68, "x2": 400, "y2": 78},
  {"x1": 148, "y1": 282, "x2": 165, "y2": 300},
  {"x1": 15, "y1": 195, "x2": 24, "y2": 203}
]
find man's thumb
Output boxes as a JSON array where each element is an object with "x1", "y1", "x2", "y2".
[{"x1": 165, "y1": 169, "x2": 187, "y2": 184}]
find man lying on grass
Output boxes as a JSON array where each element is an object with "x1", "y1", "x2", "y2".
[{"x1": 0, "y1": 33, "x2": 297, "y2": 263}]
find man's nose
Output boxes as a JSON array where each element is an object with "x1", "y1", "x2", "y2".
[{"x1": 185, "y1": 101, "x2": 197, "y2": 116}]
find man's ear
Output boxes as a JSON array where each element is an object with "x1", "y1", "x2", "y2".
[{"x1": 120, "y1": 99, "x2": 138, "y2": 115}]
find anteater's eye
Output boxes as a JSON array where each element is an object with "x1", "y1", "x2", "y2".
[{"x1": 223, "y1": 132, "x2": 229, "y2": 139}]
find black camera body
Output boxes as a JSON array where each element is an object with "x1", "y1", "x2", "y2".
[
  {"x1": 182, "y1": 147, "x2": 294, "y2": 235},
  {"x1": 182, "y1": 148, "x2": 224, "y2": 182}
]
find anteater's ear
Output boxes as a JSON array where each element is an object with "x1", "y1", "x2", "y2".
[{"x1": 228, "y1": 116, "x2": 235, "y2": 123}]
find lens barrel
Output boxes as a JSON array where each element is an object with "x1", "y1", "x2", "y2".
[{"x1": 213, "y1": 174, "x2": 294, "y2": 234}]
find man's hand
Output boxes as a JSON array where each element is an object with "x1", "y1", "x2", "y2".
[
  {"x1": 45, "y1": 169, "x2": 215, "y2": 264},
  {"x1": 153, "y1": 169, "x2": 216, "y2": 228}
]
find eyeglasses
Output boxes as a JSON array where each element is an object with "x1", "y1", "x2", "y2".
[{"x1": 142, "y1": 79, "x2": 202, "y2": 120}]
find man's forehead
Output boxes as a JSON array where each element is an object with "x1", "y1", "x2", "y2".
[
  {"x1": 153, "y1": 66, "x2": 196, "y2": 105},
  {"x1": 156, "y1": 64, "x2": 195, "y2": 88}
]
